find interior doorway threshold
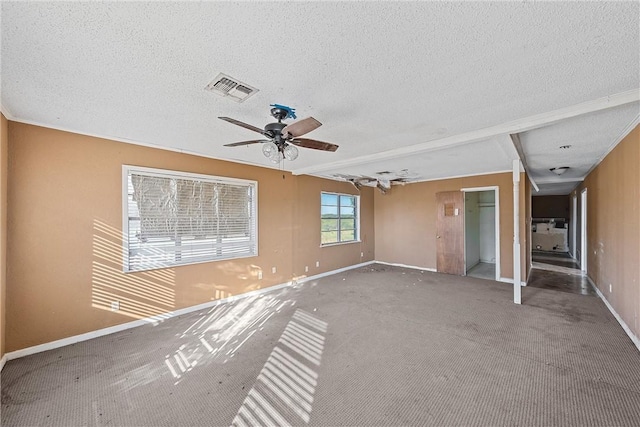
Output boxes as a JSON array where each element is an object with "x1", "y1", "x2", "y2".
[{"x1": 532, "y1": 261, "x2": 585, "y2": 276}]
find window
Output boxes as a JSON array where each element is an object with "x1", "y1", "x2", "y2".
[
  {"x1": 321, "y1": 192, "x2": 359, "y2": 245},
  {"x1": 123, "y1": 166, "x2": 257, "y2": 272}
]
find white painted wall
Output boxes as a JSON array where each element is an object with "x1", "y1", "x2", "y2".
[
  {"x1": 465, "y1": 192, "x2": 480, "y2": 270},
  {"x1": 479, "y1": 190, "x2": 496, "y2": 263},
  {"x1": 479, "y1": 206, "x2": 496, "y2": 262}
]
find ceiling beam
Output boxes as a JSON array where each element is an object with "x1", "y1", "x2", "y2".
[
  {"x1": 534, "y1": 178, "x2": 584, "y2": 184},
  {"x1": 291, "y1": 89, "x2": 640, "y2": 176},
  {"x1": 510, "y1": 134, "x2": 539, "y2": 192}
]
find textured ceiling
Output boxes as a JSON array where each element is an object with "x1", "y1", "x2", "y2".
[
  {"x1": 1, "y1": 2, "x2": 639, "y2": 195},
  {"x1": 520, "y1": 103, "x2": 640, "y2": 193},
  {"x1": 316, "y1": 135, "x2": 518, "y2": 183}
]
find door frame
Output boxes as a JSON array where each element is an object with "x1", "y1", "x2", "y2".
[
  {"x1": 580, "y1": 188, "x2": 588, "y2": 272},
  {"x1": 461, "y1": 186, "x2": 500, "y2": 281}
]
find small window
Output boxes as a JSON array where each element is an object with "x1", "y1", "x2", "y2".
[
  {"x1": 123, "y1": 166, "x2": 257, "y2": 272},
  {"x1": 321, "y1": 192, "x2": 359, "y2": 245}
]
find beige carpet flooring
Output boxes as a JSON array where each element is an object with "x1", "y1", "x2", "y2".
[{"x1": 2, "y1": 264, "x2": 639, "y2": 426}]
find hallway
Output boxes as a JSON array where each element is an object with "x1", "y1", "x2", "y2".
[
  {"x1": 529, "y1": 251, "x2": 594, "y2": 296},
  {"x1": 532, "y1": 250, "x2": 580, "y2": 270}
]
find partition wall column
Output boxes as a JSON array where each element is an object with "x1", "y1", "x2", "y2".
[{"x1": 513, "y1": 160, "x2": 521, "y2": 304}]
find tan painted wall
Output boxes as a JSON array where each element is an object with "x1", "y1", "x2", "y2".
[
  {"x1": 574, "y1": 125, "x2": 639, "y2": 339},
  {"x1": 374, "y1": 172, "x2": 527, "y2": 281},
  {"x1": 1, "y1": 113, "x2": 8, "y2": 359},
  {"x1": 6, "y1": 122, "x2": 373, "y2": 352},
  {"x1": 292, "y1": 175, "x2": 374, "y2": 277}
]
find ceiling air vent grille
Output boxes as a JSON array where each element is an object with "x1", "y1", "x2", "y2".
[{"x1": 205, "y1": 73, "x2": 258, "y2": 103}]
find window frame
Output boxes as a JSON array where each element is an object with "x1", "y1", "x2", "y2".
[
  {"x1": 122, "y1": 165, "x2": 258, "y2": 272},
  {"x1": 320, "y1": 191, "x2": 360, "y2": 246}
]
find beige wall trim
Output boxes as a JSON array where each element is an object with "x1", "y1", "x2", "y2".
[
  {"x1": 0, "y1": 261, "x2": 375, "y2": 369},
  {"x1": 375, "y1": 261, "x2": 437, "y2": 272},
  {"x1": 587, "y1": 276, "x2": 640, "y2": 353}
]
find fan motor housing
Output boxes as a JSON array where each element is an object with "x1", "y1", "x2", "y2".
[
  {"x1": 270, "y1": 107, "x2": 290, "y2": 121},
  {"x1": 265, "y1": 122, "x2": 287, "y2": 141}
]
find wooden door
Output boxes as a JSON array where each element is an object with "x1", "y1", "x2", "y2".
[{"x1": 436, "y1": 191, "x2": 465, "y2": 275}]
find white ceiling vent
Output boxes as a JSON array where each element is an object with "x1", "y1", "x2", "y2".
[{"x1": 205, "y1": 73, "x2": 258, "y2": 103}]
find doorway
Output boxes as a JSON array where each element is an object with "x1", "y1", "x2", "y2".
[
  {"x1": 463, "y1": 187, "x2": 500, "y2": 281},
  {"x1": 530, "y1": 194, "x2": 579, "y2": 271}
]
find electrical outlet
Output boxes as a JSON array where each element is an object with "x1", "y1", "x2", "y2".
[
  {"x1": 111, "y1": 301, "x2": 120, "y2": 311},
  {"x1": 361, "y1": 252, "x2": 364, "y2": 257},
  {"x1": 272, "y1": 266, "x2": 277, "y2": 274},
  {"x1": 258, "y1": 271, "x2": 263, "y2": 280},
  {"x1": 316, "y1": 261, "x2": 320, "y2": 268},
  {"x1": 305, "y1": 266, "x2": 309, "y2": 272}
]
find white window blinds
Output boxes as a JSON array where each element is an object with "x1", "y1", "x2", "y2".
[{"x1": 123, "y1": 166, "x2": 257, "y2": 272}]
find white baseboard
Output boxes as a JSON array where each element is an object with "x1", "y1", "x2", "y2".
[
  {"x1": 3, "y1": 280, "x2": 292, "y2": 363},
  {"x1": 375, "y1": 261, "x2": 437, "y2": 272},
  {"x1": 297, "y1": 261, "x2": 375, "y2": 284},
  {"x1": 499, "y1": 277, "x2": 527, "y2": 286},
  {"x1": 0, "y1": 260, "x2": 545, "y2": 368},
  {"x1": 375, "y1": 261, "x2": 525, "y2": 286},
  {"x1": 1, "y1": 261, "x2": 374, "y2": 368},
  {"x1": 587, "y1": 276, "x2": 640, "y2": 352}
]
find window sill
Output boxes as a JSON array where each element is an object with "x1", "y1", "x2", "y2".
[{"x1": 320, "y1": 240, "x2": 361, "y2": 248}]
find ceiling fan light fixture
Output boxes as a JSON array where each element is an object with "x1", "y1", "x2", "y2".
[
  {"x1": 270, "y1": 151, "x2": 284, "y2": 163},
  {"x1": 262, "y1": 141, "x2": 278, "y2": 158},
  {"x1": 550, "y1": 166, "x2": 570, "y2": 175},
  {"x1": 283, "y1": 144, "x2": 299, "y2": 161}
]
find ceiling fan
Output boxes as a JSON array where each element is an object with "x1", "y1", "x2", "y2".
[
  {"x1": 219, "y1": 104, "x2": 339, "y2": 163},
  {"x1": 334, "y1": 171, "x2": 417, "y2": 194}
]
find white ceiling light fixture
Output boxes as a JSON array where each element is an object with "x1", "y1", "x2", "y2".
[
  {"x1": 283, "y1": 144, "x2": 299, "y2": 161},
  {"x1": 262, "y1": 141, "x2": 279, "y2": 162},
  {"x1": 261, "y1": 142, "x2": 299, "y2": 163},
  {"x1": 550, "y1": 166, "x2": 570, "y2": 175}
]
